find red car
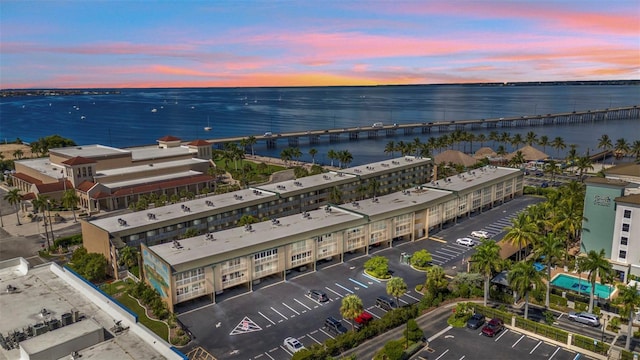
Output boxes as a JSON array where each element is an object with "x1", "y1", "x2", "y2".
[
  {"x1": 354, "y1": 311, "x2": 373, "y2": 331},
  {"x1": 481, "y1": 318, "x2": 504, "y2": 337}
]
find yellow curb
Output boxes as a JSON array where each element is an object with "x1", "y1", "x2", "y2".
[{"x1": 428, "y1": 237, "x2": 447, "y2": 243}]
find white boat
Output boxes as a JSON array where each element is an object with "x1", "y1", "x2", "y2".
[
  {"x1": 151, "y1": 108, "x2": 157, "y2": 113},
  {"x1": 204, "y1": 117, "x2": 212, "y2": 131}
]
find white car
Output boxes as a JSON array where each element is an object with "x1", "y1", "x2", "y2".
[
  {"x1": 471, "y1": 230, "x2": 489, "y2": 239},
  {"x1": 456, "y1": 237, "x2": 475, "y2": 246},
  {"x1": 283, "y1": 337, "x2": 305, "y2": 353}
]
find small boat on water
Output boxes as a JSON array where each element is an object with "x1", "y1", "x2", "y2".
[
  {"x1": 151, "y1": 108, "x2": 157, "y2": 113},
  {"x1": 204, "y1": 117, "x2": 212, "y2": 131}
]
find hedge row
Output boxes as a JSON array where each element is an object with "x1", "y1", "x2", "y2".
[
  {"x1": 572, "y1": 333, "x2": 610, "y2": 355},
  {"x1": 468, "y1": 304, "x2": 512, "y2": 324},
  {"x1": 514, "y1": 317, "x2": 568, "y2": 343}
]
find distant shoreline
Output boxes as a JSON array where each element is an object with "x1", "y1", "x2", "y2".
[{"x1": 1, "y1": 80, "x2": 638, "y2": 96}]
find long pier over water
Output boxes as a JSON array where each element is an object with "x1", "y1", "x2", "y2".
[{"x1": 207, "y1": 105, "x2": 639, "y2": 149}]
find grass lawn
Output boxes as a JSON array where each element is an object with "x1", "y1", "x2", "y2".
[{"x1": 115, "y1": 294, "x2": 169, "y2": 340}]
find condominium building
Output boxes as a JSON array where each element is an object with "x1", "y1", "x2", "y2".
[
  {"x1": 140, "y1": 166, "x2": 523, "y2": 311},
  {"x1": 581, "y1": 163, "x2": 640, "y2": 281},
  {"x1": 82, "y1": 156, "x2": 434, "y2": 278}
]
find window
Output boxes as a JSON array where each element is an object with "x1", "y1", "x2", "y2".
[
  {"x1": 619, "y1": 250, "x2": 627, "y2": 259},
  {"x1": 620, "y1": 237, "x2": 628, "y2": 246},
  {"x1": 622, "y1": 223, "x2": 630, "y2": 232},
  {"x1": 623, "y1": 209, "x2": 631, "y2": 219}
]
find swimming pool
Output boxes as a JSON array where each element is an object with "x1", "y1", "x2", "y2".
[{"x1": 550, "y1": 274, "x2": 615, "y2": 299}]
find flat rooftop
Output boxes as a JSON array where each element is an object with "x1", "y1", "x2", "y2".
[
  {"x1": 340, "y1": 187, "x2": 453, "y2": 217},
  {"x1": 255, "y1": 171, "x2": 357, "y2": 194},
  {"x1": 128, "y1": 145, "x2": 195, "y2": 161},
  {"x1": 0, "y1": 259, "x2": 165, "y2": 360},
  {"x1": 95, "y1": 158, "x2": 208, "y2": 179},
  {"x1": 150, "y1": 207, "x2": 364, "y2": 267},
  {"x1": 49, "y1": 144, "x2": 129, "y2": 158},
  {"x1": 427, "y1": 166, "x2": 521, "y2": 192},
  {"x1": 89, "y1": 187, "x2": 279, "y2": 233},
  {"x1": 14, "y1": 157, "x2": 64, "y2": 180},
  {"x1": 99, "y1": 170, "x2": 205, "y2": 189}
]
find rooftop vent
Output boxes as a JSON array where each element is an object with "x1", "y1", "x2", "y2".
[
  {"x1": 117, "y1": 218, "x2": 127, "y2": 226},
  {"x1": 6, "y1": 284, "x2": 17, "y2": 293},
  {"x1": 205, "y1": 200, "x2": 214, "y2": 207},
  {"x1": 172, "y1": 240, "x2": 183, "y2": 249}
]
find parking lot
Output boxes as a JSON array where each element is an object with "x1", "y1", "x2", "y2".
[
  {"x1": 420, "y1": 326, "x2": 594, "y2": 360},
  {"x1": 177, "y1": 196, "x2": 544, "y2": 359}
]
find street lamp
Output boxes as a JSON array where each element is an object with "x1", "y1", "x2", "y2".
[{"x1": 601, "y1": 314, "x2": 609, "y2": 342}]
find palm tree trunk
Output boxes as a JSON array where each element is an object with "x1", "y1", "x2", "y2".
[
  {"x1": 545, "y1": 265, "x2": 551, "y2": 308},
  {"x1": 484, "y1": 276, "x2": 489, "y2": 307},
  {"x1": 627, "y1": 311, "x2": 633, "y2": 350},
  {"x1": 588, "y1": 270, "x2": 597, "y2": 313},
  {"x1": 15, "y1": 205, "x2": 21, "y2": 225},
  {"x1": 524, "y1": 293, "x2": 529, "y2": 320}
]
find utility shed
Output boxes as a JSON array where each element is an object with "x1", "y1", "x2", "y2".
[{"x1": 18, "y1": 319, "x2": 103, "y2": 360}]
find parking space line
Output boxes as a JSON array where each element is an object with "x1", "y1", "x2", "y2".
[
  {"x1": 405, "y1": 292, "x2": 420, "y2": 302},
  {"x1": 349, "y1": 278, "x2": 368, "y2": 288},
  {"x1": 325, "y1": 286, "x2": 344, "y2": 297},
  {"x1": 530, "y1": 340, "x2": 542, "y2": 354},
  {"x1": 572, "y1": 353, "x2": 581, "y2": 360},
  {"x1": 435, "y1": 251, "x2": 455, "y2": 258},
  {"x1": 494, "y1": 328, "x2": 509, "y2": 342},
  {"x1": 335, "y1": 283, "x2": 355, "y2": 294},
  {"x1": 263, "y1": 352, "x2": 275, "y2": 360},
  {"x1": 366, "y1": 307, "x2": 382, "y2": 319},
  {"x1": 512, "y1": 334, "x2": 525, "y2": 348},
  {"x1": 259, "y1": 311, "x2": 276, "y2": 325},
  {"x1": 430, "y1": 253, "x2": 449, "y2": 260},
  {"x1": 549, "y1": 347, "x2": 561, "y2": 360},
  {"x1": 459, "y1": 356, "x2": 465, "y2": 360},
  {"x1": 437, "y1": 248, "x2": 460, "y2": 255},
  {"x1": 282, "y1": 302, "x2": 300, "y2": 315},
  {"x1": 294, "y1": 298, "x2": 312, "y2": 310},
  {"x1": 428, "y1": 325, "x2": 452, "y2": 342},
  {"x1": 434, "y1": 349, "x2": 449, "y2": 360},
  {"x1": 270, "y1": 307, "x2": 288, "y2": 320},
  {"x1": 319, "y1": 328, "x2": 335, "y2": 339},
  {"x1": 280, "y1": 345, "x2": 292, "y2": 356},
  {"x1": 399, "y1": 298, "x2": 409, "y2": 304},
  {"x1": 307, "y1": 333, "x2": 322, "y2": 344}
]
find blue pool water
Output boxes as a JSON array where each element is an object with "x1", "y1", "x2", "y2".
[{"x1": 550, "y1": 274, "x2": 614, "y2": 299}]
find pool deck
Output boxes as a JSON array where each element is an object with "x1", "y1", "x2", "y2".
[{"x1": 547, "y1": 266, "x2": 617, "y2": 299}]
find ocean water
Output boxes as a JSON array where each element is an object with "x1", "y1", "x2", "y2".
[{"x1": 1, "y1": 85, "x2": 638, "y2": 165}]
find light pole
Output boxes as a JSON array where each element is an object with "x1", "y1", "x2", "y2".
[{"x1": 601, "y1": 314, "x2": 609, "y2": 342}]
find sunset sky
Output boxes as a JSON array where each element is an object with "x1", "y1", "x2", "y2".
[{"x1": 1, "y1": 0, "x2": 638, "y2": 89}]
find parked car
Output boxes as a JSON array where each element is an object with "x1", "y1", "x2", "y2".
[
  {"x1": 466, "y1": 313, "x2": 485, "y2": 329},
  {"x1": 456, "y1": 237, "x2": 475, "y2": 246},
  {"x1": 307, "y1": 289, "x2": 329, "y2": 303},
  {"x1": 568, "y1": 312, "x2": 600, "y2": 327},
  {"x1": 481, "y1": 318, "x2": 504, "y2": 337},
  {"x1": 325, "y1": 316, "x2": 348, "y2": 334},
  {"x1": 470, "y1": 230, "x2": 489, "y2": 239},
  {"x1": 535, "y1": 171, "x2": 544, "y2": 177},
  {"x1": 541, "y1": 182, "x2": 549, "y2": 188},
  {"x1": 283, "y1": 337, "x2": 305, "y2": 353},
  {"x1": 375, "y1": 295, "x2": 397, "y2": 311},
  {"x1": 354, "y1": 311, "x2": 373, "y2": 331}
]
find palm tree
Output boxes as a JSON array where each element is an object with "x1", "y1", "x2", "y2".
[
  {"x1": 384, "y1": 141, "x2": 396, "y2": 158},
  {"x1": 488, "y1": 131, "x2": 499, "y2": 149},
  {"x1": 368, "y1": 178, "x2": 380, "y2": 198},
  {"x1": 496, "y1": 145, "x2": 507, "y2": 157},
  {"x1": 309, "y1": 148, "x2": 318, "y2": 165},
  {"x1": 553, "y1": 197, "x2": 584, "y2": 260},
  {"x1": 387, "y1": 276, "x2": 407, "y2": 309},
  {"x1": 538, "y1": 135, "x2": 550, "y2": 154},
  {"x1": 525, "y1": 131, "x2": 538, "y2": 146},
  {"x1": 616, "y1": 283, "x2": 640, "y2": 350},
  {"x1": 534, "y1": 233, "x2": 564, "y2": 308},
  {"x1": 31, "y1": 194, "x2": 51, "y2": 247},
  {"x1": 329, "y1": 186, "x2": 342, "y2": 204},
  {"x1": 327, "y1": 149, "x2": 338, "y2": 167},
  {"x1": 574, "y1": 156, "x2": 594, "y2": 180},
  {"x1": 614, "y1": 138, "x2": 630, "y2": 161},
  {"x1": 499, "y1": 132, "x2": 511, "y2": 150},
  {"x1": 340, "y1": 294, "x2": 364, "y2": 332},
  {"x1": 470, "y1": 240, "x2": 502, "y2": 306},
  {"x1": 508, "y1": 260, "x2": 545, "y2": 320},
  {"x1": 551, "y1": 137, "x2": 566, "y2": 159},
  {"x1": 246, "y1": 135, "x2": 257, "y2": 157},
  {"x1": 62, "y1": 189, "x2": 80, "y2": 222},
  {"x1": 566, "y1": 146, "x2": 578, "y2": 163},
  {"x1": 477, "y1": 134, "x2": 487, "y2": 148},
  {"x1": 503, "y1": 212, "x2": 537, "y2": 261},
  {"x1": 509, "y1": 151, "x2": 526, "y2": 168},
  {"x1": 118, "y1": 246, "x2": 139, "y2": 269},
  {"x1": 337, "y1": 150, "x2": 353, "y2": 168},
  {"x1": 630, "y1": 140, "x2": 640, "y2": 161},
  {"x1": 597, "y1": 134, "x2": 612, "y2": 165},
  {"x1": 511, "y1": 133, "x2": 524, "y2": 152},
  {"x1": 4, "y1": 188, "x2": 22, "y2": 225},
  {"x1": 578, "y1": 249, "x2": 613, "y2": 313},
  {"x1": 12, "y1": 149, "x2": 24, "y2": 160},
  {"x1": 280, "y1": 147, "x2": 293, "y2": 166},
  {"x1": 544, "y1": 159, "x2": 562, "y2": 182}
]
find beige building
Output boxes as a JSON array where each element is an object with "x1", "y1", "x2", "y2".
[
  {"x1": 82, "y1": 156, "x2": 434, "y2": 278},
  {"x1": 140, "y1": 165, "x2": 523, "y2": 311},
  {"x1": 11, "y1": 136, "x2": 215, "y2": 213}
]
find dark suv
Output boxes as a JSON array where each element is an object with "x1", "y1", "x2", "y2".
[
  {"x1": 325, "y1": 316, "x2": 348, "y2": 334},
  {"x1": 375, "y1": 296, "x2": 397, "y2": 311},
  {"x1": 307, "y1": 289, "x2": 329, "y2": 303}
]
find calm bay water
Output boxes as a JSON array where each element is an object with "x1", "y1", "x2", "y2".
[{"x1": 1, "y1": 85, "x2": 638, "y2": 165}]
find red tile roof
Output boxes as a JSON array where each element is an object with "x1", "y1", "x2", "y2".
[
  {"x1": 109, "y1": 174, "x2": 214, "y2": 197},
  {"x1": 62, "y1": 156, "x2": 96, "y2": 165},
  {"x1": 35, "y1": 180, "x2": 72, "y2": 194},
  {"x1": 12, "y1": 172, "x2": 43, "y2": 184},
  {"x1": 22, "y1": 192, "x2": 36, "y2": 200},
  {"x1": 77, "y1": 180, "x2": 96, "y2": 192},
  {"x1": 93, "y1": 191, "x2": 111, "y2": 199},
  {"x1": 188, "y1": 139, "x2": 211, "y2": 146},
  {"x1": 157, "y1": 135, "x2": 181, "y2": 142}
]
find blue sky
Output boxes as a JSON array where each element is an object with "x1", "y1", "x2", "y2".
[{"x1": 1, "y1": 0, "x2": 638, "y2": 88}]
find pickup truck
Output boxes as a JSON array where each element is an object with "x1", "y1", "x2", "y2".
[{"x1": 354, "y1": 311, "x2": 373, "y2": 330}]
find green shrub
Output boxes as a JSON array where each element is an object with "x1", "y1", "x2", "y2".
[
  {"x1": 572, "y1": 333, "x2": 609, "y2": 355},
  {"x1": 549, "y1": 293, "x2": 568, "y2": 307},
  {"x1": 53, "y1": 234, "x2": 83, "y2": 249},
  {"x1": 415, "y1": 284, "x2": 424, "y2": 292},
  {"x1": 574, "y1": 301, "x2": 587, "y2": 312}
]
